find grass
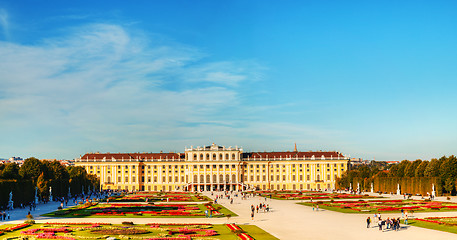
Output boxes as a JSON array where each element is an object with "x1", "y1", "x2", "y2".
[
  {"x1": 409, "y1": 220, "x2": 457, "y2": 234},
  {"x1": 0, "y1": 222, "x2": 273, "y2": 240},
  {"x1": 42, "y1": 203, "x2": 237, "y2": 218},
  {"x1": 298, "y1": 200, "x2": 457, "y2": 214}
]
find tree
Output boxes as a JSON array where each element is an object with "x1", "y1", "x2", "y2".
[
  {"x1": 37, "y1": 173, "x2": 50, "y2": 200},
  {"x1": 424, "y1": 159, "x2": 440, "y2": 177},
  {"x1": 405, "y1": 159, "x2": 422, "y2": 177},
  {"x1": 1, "y1": 163, "x2": 20, "y2": 180},
  {"x1": 395, "y1": 160, "x2": 410, "y2": 178},
  {"x1": 415, "y1": 160, "x2": 429, "y2": 177},
  {"x1": 68, "y1": 166, "x2": 87, "y2": 195},
  {"x1": 19, "y1": 157, "x2": 43, "y2": 183}
]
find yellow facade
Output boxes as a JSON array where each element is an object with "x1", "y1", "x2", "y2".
[{"x1": 75, "y1": 144, "x2": 349, "y2": 191}]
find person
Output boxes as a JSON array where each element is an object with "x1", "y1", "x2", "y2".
[
  {"x1": 312, "y1": 205, "x2": 315, "y2": 211},
  {"x1": 205, "y1": 209, "x2": 208, "y2": 218},
  {"x1": 316, "y1": 204, "x2": 319, "y2": 211},
  {"x1": 404, "y1": 214, "x2": 408, "y2": 225},
  {"x1": 366, "y1": 217, "x2": 371, "y2": 228},
  {"x1": 251, "y1": 211, "x2": 254, "y2": 220},
  {"x1": 378, "y1": 218, "x2": 383, "y2": 231}
]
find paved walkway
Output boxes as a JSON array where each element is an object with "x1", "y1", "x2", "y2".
[{"x1": 3, "y1": 192, "x2": 457, "y2": 240}]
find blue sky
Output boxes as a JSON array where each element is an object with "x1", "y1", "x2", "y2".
[{"x1": 0, "y1": 1, "x2": 456, "y2": 160}]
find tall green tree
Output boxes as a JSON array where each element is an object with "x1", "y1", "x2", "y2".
[
  {"x1": 405, "y1": 159, "x2": 422, "y2": 177},
  {"x1": 19, "y1": 157, "x2": 43, "y2": 183},
  {"x1": 1, "y1": 163, "x2": 20, "y2": 179},
  {"x1": 415, "y1": 160, "x2": 429, "y2": 177},
  {"x1": 424, "y1": 158, "x2": 440, "y2": 177}
]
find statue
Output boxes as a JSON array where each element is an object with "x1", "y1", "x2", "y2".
[
  {"x1": 432, "y1": 184, "x2": 436, "y2": 198},
  {"x1": 357, "y1": 183, "x2": 360, "y2": 193},
  {"x1": 49, "y1": 187, "x2": 53, "y2": 202},
  {"x1": 8, "y1": 191, "x2": 13, "y2": 210},
  {"x1": 35, "y1": 187, "x2": 39, "y2": 204},
  {"x1": 371, "y1": 182, "x2": 374, "y2": 193},
  {"x1": 68, "y1": 187, "x2": 71, "y2": 198},
  {"x1": 396, "y1": 183, "x2": 401, "y2": 195},
  {"x1": 349, "y1": 183, "x2": 352, "y2": 191}
]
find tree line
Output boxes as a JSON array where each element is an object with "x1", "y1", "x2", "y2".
[
  {"x1": 0, "y1": 157, "x2": 99, "y2": 209},
  {"x1": 336, "y1": 155, "x2": 457, "y2": 195}
]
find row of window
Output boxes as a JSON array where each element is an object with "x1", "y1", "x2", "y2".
[{"x1": 191, "y1": 153, "x2": 237, "y2": 160}]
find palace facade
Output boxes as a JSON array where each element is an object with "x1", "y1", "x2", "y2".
[{"x1": 74, "y1": 143, "x2": 349, "y2": 191}]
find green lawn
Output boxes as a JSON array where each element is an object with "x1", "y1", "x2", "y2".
[
  {"x1": 43, "y1": 202, "x2": 237, "y2": 218},
  {"x1": 409, "y1": 220, "x2": 457, "y2": 234},
  {"x1": 298, "y1": 200, "x2": 457, "y2": 214}
]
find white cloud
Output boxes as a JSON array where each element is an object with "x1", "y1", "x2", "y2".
[
  {"x1": 0, "y1": 9, "x2": 8, "y2": 39},
  {"x1": 0, "y1": 23, "x2": 346, "y2": 159},
  {"x1": 0, "y1": 24, "x2": 266, "y2": 157}
]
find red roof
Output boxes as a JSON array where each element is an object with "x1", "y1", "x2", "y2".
[
  {"x1": 243, "y1": 151, "x2": 345, "y2": 159},
  {"x1": 80, "y1": 152, "x2": 183, "y2": 160}
]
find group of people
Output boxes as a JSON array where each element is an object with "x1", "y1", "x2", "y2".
[
  {"x1": 367, "y1": 212, "x2": 406, "y2": 231},
  {"x1": 0, "y1": 211, "x2": 10, "y2": 221}
]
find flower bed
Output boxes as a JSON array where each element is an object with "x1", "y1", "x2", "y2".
[
  {"x1": 257, "y1": 190, "x2": 378, "y2": 200},
  {"x1": 0, "y1": 222, "x2": 276, "y2": 240},
  {"x1": 301, "y1": 199, "x2": 457, "y2": 213},
  {"x1": 4, "y1": 223, "x2": 30, "y2": 232},
  {"x1": 226, "y1": 224, "x2": 254, "y2": 240},
  {"x1": 415, "y1": 217, "x2": 457, "y2": 226},
  {"x1": 46, "y1": 203, "x2": 228, "y2": 218},
  {"x1": 107, "y1": 192, "x2": 211, "y2": 202}
]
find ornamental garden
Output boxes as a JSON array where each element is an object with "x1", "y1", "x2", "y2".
[
  {"x1": 299, "y1": 199, "x2": 457, "y2": 213},
  {"x1": 105, "y1": 192, "x2": 212, "y2": 202},
  {"x1": 0, "y1": 222, "x2": 277, "y2": 240},
  {"x1": 255, "y1": 190, "x2": 379, "y2": 200},
  {"x1": 44, "y1": 202, "x2": 237, "y2": 218}
]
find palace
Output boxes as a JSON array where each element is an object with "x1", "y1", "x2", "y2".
[{"x1": 74, "y1": 143, "x2": 349, "y2": 191}]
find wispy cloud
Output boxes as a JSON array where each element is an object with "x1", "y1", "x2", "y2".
[
  {"x1": 0, "y1": 23, "x2": 344, "y2": 158},
  {"x1": 0, "y1": 9, "x2": 9, "y2": 40},
  {"x1": 0, "y1": 23, "x2": 266, "y2": 157}
]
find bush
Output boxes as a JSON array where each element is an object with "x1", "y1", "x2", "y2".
[
  {"x1": 122, "y1": 221, "x2": 134, "y2": 225},
  {"x1": 24, "y1": 220, "x2": 35, "y2": 224},
  {"x1": 57, "y1": 206, "x2": 63, "y2": 210},
  {"x1": 26, "y1": 214, "x2": 33, "y2": 219}
]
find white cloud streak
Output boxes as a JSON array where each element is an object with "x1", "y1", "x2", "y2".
[
  {"x1": 0, "y1": 23, "x2": 343, "y2": 159},
  {"x1": 0, "y1": 9, "x2": 9, "y2": 40}
]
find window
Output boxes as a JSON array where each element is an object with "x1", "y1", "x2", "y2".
[
  {"x1": 232, "y1": 154, "x2": 235, "y2": 159},
  {"x1": 256, "y1": 176, "x2": 260, "y2": 181},
  {"x1": 307, "y1": 175, "x2": 310, "y2": 181},
  {"x1": 125, "y1": 176, "x2": 128, "y2": 182},
  {"x1": 213, "y1": 154, "x2": 216, "y2": 159},
  {"x1": 292, "y1": 175, "x2": 296, "y2": 181},
  {"x1": 132, "y1": 176, "x2": 135, "y2": 182},
  {"x1": 118, "y1": 176, "x2": 121, "y2": 182},
  {"x1": 327, "y1": 174, "x2": 330, "y2": 180},
  {"x1": 220, "y1": 154, "x2": 223, "y2": 159},
  {"x1": 194, "y1": 154, "x2": 197, "y2": 159}
]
